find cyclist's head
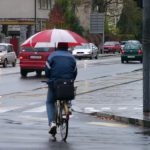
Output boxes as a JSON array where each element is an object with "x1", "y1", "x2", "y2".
[{"x1": 57, "y1": 42, "x2": 68, "y2": 51}]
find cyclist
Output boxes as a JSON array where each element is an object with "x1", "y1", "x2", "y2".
[{"x1": 45, "y1": 42, "x2": 77, "y2": 135}]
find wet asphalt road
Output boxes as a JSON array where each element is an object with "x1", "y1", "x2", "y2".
[
  {"x1": 0, "y1": 56, "x2": 150, "y2": 149},
  {"x1": 0, "y1": 112, "x2": 150, "y2": 150},
  {"x1": 0, "y1": 56, "x2": 142, "y2": 95}
]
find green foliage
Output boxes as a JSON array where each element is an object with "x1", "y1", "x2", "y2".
[
  {"x1": 50, "y1": 0, "x2": 84, "y2": 35},
  {"x1": 92, "y1": 0, "x2": 107, "y2": 12},
  {"x1": 117, "y1": 0, "x2": 142, "y2": 40}
]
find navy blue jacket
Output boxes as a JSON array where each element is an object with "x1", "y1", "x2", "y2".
[{"x1": 45, "y1": 50, "x2": 77, "y2": 86}]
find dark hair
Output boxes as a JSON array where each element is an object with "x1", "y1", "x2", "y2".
[{"x1": 57, "y1": 42, "x2": 68, "y2": 50}]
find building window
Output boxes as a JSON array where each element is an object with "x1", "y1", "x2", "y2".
[{"x1": 39, "y1": 0, "x2": 51, "y2": 10}]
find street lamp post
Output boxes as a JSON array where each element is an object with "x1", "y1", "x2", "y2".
[
  {"x1": 143, "y1": 0, "x2": 150, "y2": 112},
  {"x1": 34, "y1": 0, "x2": 37, "y2": 33}
]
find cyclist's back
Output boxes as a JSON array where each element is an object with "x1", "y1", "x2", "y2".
[{"x1": 45, "y1": 50, "x2": 77, "y2": 80}]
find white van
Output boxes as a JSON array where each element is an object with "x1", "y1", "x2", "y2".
[{"x1": 0, "y1": 43, "x2": 17, "y2": 68}]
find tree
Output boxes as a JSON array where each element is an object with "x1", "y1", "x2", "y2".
[
  {"x1": 91, "y1": 0, "x2": 123, "y2": 13},
  {"x1": 47, "y1": 3, "x2": 66, "y2": 29},
  {"x1": 91, "y1": 0, "x2": 123, "y2": 36},
  {"x1": 47, "y1": 0, "x2": 84, "y2": 35},
  {"x1": 134, "y1": 0, "x2": 143, "y2": 8},
  {"x1": 117, "y1": 0, "x2": 142, "y2": 40}
]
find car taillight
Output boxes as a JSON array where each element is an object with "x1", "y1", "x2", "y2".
[
  {"x1": 121, "y1": 50, "x2": 125, "y2": 54},
  {"x1": 138, "y1": 50, "x2": 142, "y2": 54},
  {"x1": 19, "y1": 56, "x2": 24, "y2": 60}
]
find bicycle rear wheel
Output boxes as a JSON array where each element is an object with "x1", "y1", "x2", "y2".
[
  {"x1": 59, "y1": 102, "x2": 69, "y2": 141},
  {"x1": 60, "y1": 118, "x2": 68, "y2": 141}
]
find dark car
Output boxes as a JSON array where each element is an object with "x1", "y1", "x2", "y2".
[
  {"x1": 102, "y1": 41, "x2": 121, "y2": 53},
  {"x1": 19, "y1": 47, "x2": 54, "y2": 77},
  {"x1": 121, "y1": 42, "x2": 143, "y2": 63}
]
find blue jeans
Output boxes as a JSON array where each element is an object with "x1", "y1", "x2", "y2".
[{"x1": 46, "y1": 88, "x2": 55, "y2": 125}]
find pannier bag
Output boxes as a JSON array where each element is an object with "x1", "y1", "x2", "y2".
[{"x1": 53, "y1": 79, "x2": 75, "y2": 100}]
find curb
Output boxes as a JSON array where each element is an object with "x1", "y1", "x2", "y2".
[
  {"x1": 95, "y1": 112, "x2": 150, "y2": 128},
  {"x1": 72, "y1": 106, "x2": 150, "y2": 128}
]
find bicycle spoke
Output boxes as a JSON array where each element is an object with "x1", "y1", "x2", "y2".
[{"x1": 60, "y1": 119, "x2": 68, "y2": 141}]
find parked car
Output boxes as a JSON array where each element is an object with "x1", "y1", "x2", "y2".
[
  {"x1": 120, "y1": 41, "x2": 128, "y2": 49},
  {"x1": 0, "y1": 43, "x2": 17, "y2": 68},
  {"x1": 121, "y1": 42, "x2": 143, "y2": 63},
  {"x1": 19, "y1": 47, "x2": 54, "y2": 77},
  {"x1": 72, "y1": 43, "x2": 99, "y2": 59},
  {"x1": 102, "y1": 41, "x2": 121, "y2": 53}
]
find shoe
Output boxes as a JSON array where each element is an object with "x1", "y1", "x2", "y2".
[{"x1": 49, "y1": 122, "x2": 56, "y2": 135}]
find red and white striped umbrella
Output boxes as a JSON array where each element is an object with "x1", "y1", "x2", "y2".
[{"x1": 21, "y1": 29, "x2": 88, "y2": 47}]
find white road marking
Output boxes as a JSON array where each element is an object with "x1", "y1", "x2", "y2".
[
  {"x1": 20, "y1": 115, "x2": 47, "y2": 121},
  {"x1": 0, "y1": 106, "x2": 23, "y2": 113},
  {"x1": 133, "y1": 107, "x2": 142, "y2": 110},
  {"x1": 88, "y1": 122, "x2": 128, "y2": 127},
  {"x1": 23, "y1": 105, "x2": 46, "y2": 113},
  {"x1": 118, "y1": 107, "x2": 127, "y2": 110},
  {"x1": 84, "y1": 107, "x2": 100, "y2": 113},
  {"x1": 20, "y1": 114, "x2": 74, "y2": 121},
  {"x1": 101, "y1": 107, "x2": 111, "y2": 110}
]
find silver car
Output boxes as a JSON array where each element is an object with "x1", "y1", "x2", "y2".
[
  {"x1": 72, "y1": 43, "x2": 99, "y2": 59},
  {"x1": 0, "y1": 43, "x2": 17, "y2": 68}
]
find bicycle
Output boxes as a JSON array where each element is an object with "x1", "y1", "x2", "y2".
[
  {"x1": 52, "y1": 84, "x2": 77, "y2": 141},
  {"x1": 42, "y1": 80, "x2": 76, "y2": 141}
]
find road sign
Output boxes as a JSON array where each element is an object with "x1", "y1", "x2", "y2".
[{"x1": 90, "y1": 13, "x2": 105, "y2": 34}]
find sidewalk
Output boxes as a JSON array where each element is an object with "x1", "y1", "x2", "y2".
[{"x1": 73, "y1": 68, "x2": 150, "y2": 128}]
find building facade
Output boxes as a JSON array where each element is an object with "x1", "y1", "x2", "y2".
[
  {"x1": 0, "y1": 0, "x2": 54, "y2": 44},
  {"x1": 76, "y1": 0, "x2": 123, "y2": 32}
]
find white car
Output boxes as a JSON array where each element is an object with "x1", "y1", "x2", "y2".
[
  {"x1": 0, "y1": 43, "x2": 17, "y2": 68},
  {"x1": 72, "y1": 43, "x2": 99, "y2": 59}
]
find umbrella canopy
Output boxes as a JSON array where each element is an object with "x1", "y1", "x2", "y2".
[{"x1": 21, "y1": 29, "x2": 88, "y2": 48}]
